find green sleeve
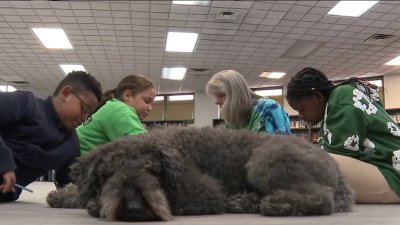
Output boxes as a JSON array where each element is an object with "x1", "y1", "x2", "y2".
[
  {"x1": 105, "y1": 112, "x2": 146, "y2": 140},
  {"x1": 321, "y1": 103, "x2": 368, "y2": 159}
]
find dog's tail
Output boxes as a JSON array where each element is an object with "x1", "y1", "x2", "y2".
[
  {"x1": 46, "y1": 183, "x2": 84, "y2": 208},
  {"x1": 333, "y1": 175, "x2": 355, "y2": 213}
]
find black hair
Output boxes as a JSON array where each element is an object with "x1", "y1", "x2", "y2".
[
  {"x1": 286, "y1": 67, "x2": 334, "y2": 103},
  {"x1": 100, "y1": 74, "x2": 155, "y2": 106},
  {"x1": 286, "y1": 67, "x2": 378, "y2": 103},
  {"x1": 53, "y1": 71, "x2": 102, "y2": 102}
]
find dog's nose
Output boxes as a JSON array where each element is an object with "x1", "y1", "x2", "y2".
[
  {"x1": 124, "y1": 200, "x2": 145, "y2": 220},
  {"x1": 126, "y1": 206, "x2": 143, "y2": 219}
]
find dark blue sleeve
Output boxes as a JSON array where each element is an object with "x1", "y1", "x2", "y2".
[
  {"x1": 11, "y1": 132, "x2": 80, "y2": 171},
  {"x1": 0, "y1": 136, "x2": 16, "y2": 175},
  {"x1": 0, "y1": 91, "x2": 34, "y2": 175},
  {"x1": 0, "y1": 91, "x2": 33, "y2": 126}
]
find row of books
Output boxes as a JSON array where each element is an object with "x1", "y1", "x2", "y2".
[
  {"x1": 290, "y1": 120, "x2": 320, "y2": 129},
  {"x1": 291, "y1": 130, "x2": 320, "y2": 143},
  {"x1": 389, "y1": 114, "x2": 400, "y2": 123},
  {"x1": 37, "y1": 170, "x2": 56, "y2": 182},
  {"x1": 143, "y1": 121, "x2": 189, "y2": 130}
]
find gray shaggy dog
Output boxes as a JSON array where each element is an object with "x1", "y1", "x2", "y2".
[{"x1": 47, "y1": 126, "x2": 354, "y2": 221}]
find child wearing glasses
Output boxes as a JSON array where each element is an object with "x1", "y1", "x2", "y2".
[
  {"x1": 77, "y1": 74, "x2": 156, "y2": 156},
  {"x1": 0, "y1": 71, "x2": 102, "y2": 201}
]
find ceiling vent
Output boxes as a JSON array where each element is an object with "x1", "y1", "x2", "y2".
[
  {"x1": 216, "y1": 11, "x2": 239, "y2": 21},
  {"x1": 9, "y1": 80, "x2": 31, "y2": 87},
  {"x1": 188, "y1": 68, "x2": 210, "y2": 76},
  {"x1": 0, "y1": 75, "x2": 31, "y2": 87},
  {"x1": 363, "y1": 34, "x2": 398, "y2": 46}
]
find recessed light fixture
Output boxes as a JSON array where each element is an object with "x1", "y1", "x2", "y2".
[
  {"x1": 59, "y1": 64, "x2": 86, "y2": 75},
  {"x1": 162, "y1": 67, "x2": 187, "y2": 80},
  {"x1": 168, "y1": 94, "x2": 194, "y2": 101},
  {"x1": 154, "y1": 96, "x2": 164, "y2": 101},
  {"x1": 259, "y1": 72, "x2": 286, "y2": 79},
  {"x1": 254, "y1": 89, "x2": 283, "y2": 97},
  {"x1": 368, "y1": 80, "x2": 382, "y2": 87},
  {"x1": 31, "y1": 28, "x2": 73, "y2": 49},
  {"x1": 0, "y1": 85, "x2": 16, "y2": 92},
  {"x1": 385, "y1": 56, "x2": 400, "y2": 66},
  {"x1": 327, "y1": 1, "x2": 379, "y2": 17},
  {"x1": 172, "y1": 1, "x2": 210, "y2": 6},
  {"x1": 165, "y1": 32, "x2": 199, "y2": 52}
]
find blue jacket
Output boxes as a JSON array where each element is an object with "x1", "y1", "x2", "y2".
[{"x1": 0, "y1": 91, "x2": 79, "y2": 187}]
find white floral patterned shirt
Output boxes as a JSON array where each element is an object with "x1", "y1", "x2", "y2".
[{"x1": 320, "y1": 84, "x2": 400, "y2": 197}]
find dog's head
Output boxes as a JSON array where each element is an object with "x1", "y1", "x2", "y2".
[{"x1": 73, "y1": 138, "x2": 182, "y2": 221}]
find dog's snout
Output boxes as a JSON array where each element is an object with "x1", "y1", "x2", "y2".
[
  {"x1": 121, "y1": 188, "x2": 148, "y2": 221},
  {"x1": 126, "y1": 206, "x2": 144, "y2": 218}
]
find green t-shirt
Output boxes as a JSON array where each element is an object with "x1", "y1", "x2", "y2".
[
  {"x1": 320, "y1": 84, "x2": 400, "y2": 196},
  {"x1": 77, "y1": 98, "x2": 146, "y2": 155}
]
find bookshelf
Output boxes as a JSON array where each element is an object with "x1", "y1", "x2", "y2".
[
  {"x1": 212, "y1": 118, "x2": 225, "y2": 128},
  {"x1": 143, "y1": 119, "x2": 194, "y2": 130},
  {"x1": 37, "y1": 170, "x2": 56, "y2": 182},
  {"x1": 213, "y1": 117, "x2": 319, "y2": 143},
  {"x1": 386, "y1": 108, "x2": 400, "y2": 125},
  {"x1": 290, "y1": 115, "x2": 320, "y2": 143}
]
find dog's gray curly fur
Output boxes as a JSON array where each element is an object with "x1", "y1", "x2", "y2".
[{"x1": 47, "y1": 126, "x2": 354, "y2": 221}]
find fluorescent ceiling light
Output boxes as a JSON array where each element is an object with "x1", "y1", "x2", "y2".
[
  {"x1": 254, "y1": 89, "x2": 283, "y2": 97},
  {"x1": 172, "y1": 1, "x2": 210, "y2": 6},
  {"x1": 162, "y1": 67, "x2": 187, "y2": 80},
  {"x1": 154, "y1": 96, "x2": 164, "y2": 101},
  {"x1": 59, "y1": 64, "x2": 86, "y2": 75},
  {"x1": 31, "y1": 28, "x2": 73, "y2": 49},
  {"x1": 259, "y1": 72, "x2": 286, "y2": 79},
  {"x1": 368, "y1": 80, "x2": 382, "y2": 87},
  {"x1": 168, "y1": 94, "x2": 194, "y2": 101},
  {"x1": 0, "y1": 85, "x2": 16, "y2": 92},
  {"x1": 327, "y1": 1, "x2": 379, "y2": 17},
  {"x1": 385, "y1": 56, "x2": 400, "y2": 65},
  {"x1": 165, "y1": 32, "x2": 199, "y2": 52}
]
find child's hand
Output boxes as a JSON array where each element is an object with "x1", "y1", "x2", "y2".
[{"x1": 0, "y1": 171, "x2": 16, "y2": 193}]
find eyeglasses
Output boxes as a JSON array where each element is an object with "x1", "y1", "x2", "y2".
[{"x1": 71, "y1": 91, "x2": 93, "y2": 125}]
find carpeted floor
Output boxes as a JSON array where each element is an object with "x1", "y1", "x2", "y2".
[{"x1": 1, "y1": 182, "x2": 399, "y2": 225}]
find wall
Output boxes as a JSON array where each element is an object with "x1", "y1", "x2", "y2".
[
  {"x1": 193, "y1": 92, "x2": 219, "y2": 127},
  {"x1": 165, "y1": 100, "x2": 194, "y2": 120},
  {"x1": 143, "y1": 101, "x2": 164, "y2": 121},
  {"x1": 282, "y1": 87, "x2": 298, "y2": 116},
  {"x1": 384, "y1": 73, "x2": 400, "y2": 109},
  {"x1": 283, "y1": 100, "x2": 298, "y2": 116}
]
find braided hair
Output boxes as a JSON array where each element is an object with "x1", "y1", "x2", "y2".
[
  {"x1": 287, "y1": 67, "x2": 379, "y2": 103},
  {"x1": 286, "y1": 67, "x2": 334, "y2": 103}
]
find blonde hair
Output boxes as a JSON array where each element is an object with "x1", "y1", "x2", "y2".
[{"x1": 206, "y1": 70, "x2": 257, "y2": 126}]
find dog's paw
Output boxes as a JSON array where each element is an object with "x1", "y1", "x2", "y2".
[
  {"x1": 46, "y1": 190, "x2": 64, "y2": 208},
  {"x1": 224, "y1": 192, "x2": 260, "y2": 213},
  {"x1": 260, "y1": 195, "x2": 298, "y2": 216},
  {"x1": 86, "y1": 199, "x2": 101, "y2": 217}
]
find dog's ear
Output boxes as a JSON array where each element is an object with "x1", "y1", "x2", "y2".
[
  {"x1": 159, "y1": 147, "x2": 183, "y2": 192},
  {"x1": 70, "y1": 152, "x2": 110, "y2": 203},
  {"x1": 142, "y1": 189, "x2": 173, "y2": 221}
]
